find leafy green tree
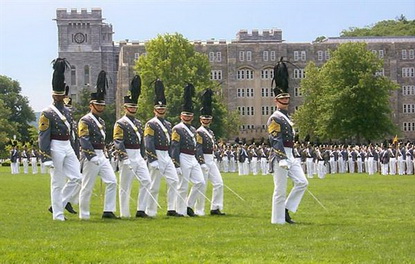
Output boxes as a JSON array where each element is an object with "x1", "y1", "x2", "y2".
[
  {"x1": 0, "y1": 99, "x2": 18, "y2": 156},
  {"x1": 71, "y1": 87, "x2": 116, "y2": 143},
  {"x1": 294, "y1": 42, "x2": 398, "y2": 143},
  {"x1": 341, "y1": 15, "x2": 415, "y2": 36},
  {"x1": 134, "y1": 33, "x2": 234, "y2": 138},
  {"x1": 0, "y1": 75, "x2": 35, "y2": 145}
]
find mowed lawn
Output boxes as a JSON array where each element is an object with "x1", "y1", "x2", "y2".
[{"x1": 0, "y1": 166, "x2": 414, "y2": 263}]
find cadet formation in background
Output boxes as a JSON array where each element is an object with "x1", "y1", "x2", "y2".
[{"x1": 6, "y1": 58, "x2": 415, "y2": 224}]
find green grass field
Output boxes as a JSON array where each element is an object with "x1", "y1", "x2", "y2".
[{"x1": 0, "y1": 166, "x2": 414, "y2": 263}]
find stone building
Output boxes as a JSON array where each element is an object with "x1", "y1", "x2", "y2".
[{"x1": 55, "y1": 8, "x2": 415, "y2": 141}]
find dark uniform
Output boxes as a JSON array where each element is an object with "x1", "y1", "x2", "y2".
[
  {"x1": 38, "y1": 58, "x2": 82, "y2": 221},
  {"x1": 267, "y1": 108, "x2": 308, "y2": 224},
  {"x1": 114, "y1": 114, "x2": 151, "y2": 218}
]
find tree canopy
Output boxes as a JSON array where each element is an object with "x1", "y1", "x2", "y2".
[
  {"x1": 133, "y1": 33, "x2": 236, "y2": 139},
  {"x1": 0, "y1": 75, "x2": 36, "y2": 155},
  {"x1": 293, "y1": 42, "x2": 398, "y2": 144},
  {"x1": 341, "y1": 15, "x2": 415, "y2": 36}
]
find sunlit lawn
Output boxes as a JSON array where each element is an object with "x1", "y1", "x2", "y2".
[{"x1": 0, "y1": 166, "x2": 414, "y2": 263}]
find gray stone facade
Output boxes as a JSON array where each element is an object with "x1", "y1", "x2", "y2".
[{"x1": 56, "y1": 8, "x2": 415, "y2": 141}]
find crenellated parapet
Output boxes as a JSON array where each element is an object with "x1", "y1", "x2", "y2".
[{"x1": 235, "y1": 28, "x2": 283, "y2": 42}]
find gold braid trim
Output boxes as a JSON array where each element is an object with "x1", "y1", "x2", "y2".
[
  {"x1": 145, "y1": 150, "x2": 158, "y2": 160},
  {"x1": 271, "y1": 148, "x2": 287, "y2": 158},
  {"x1": 82, "y1": 148, "x2": 96, "y2": 155},
  {"x1": 38, "y1": 150, "x2": 52, "y2": 159}
]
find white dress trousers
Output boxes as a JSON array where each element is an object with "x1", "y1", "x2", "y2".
[
  {"x1": 146, "y1": 150, "x2": 179, "y2": 217},
  {"x1": 176, "y1": 153, "x2": 206, "y2": 216},
  {"x1": 79, "y1": 150, "x2": 117, "y2": 219},
  {"x1": 118, "y1": 149, "x2": 151, "y2": 217},
  {"x1": 50, "y1": 140, "x2": 82, "y2": 221},
  {"x1": 194, "y1": 154, "x2": 224, "y2": 215},
  {"x1": 271, "y1": 147, "x2": 308, "y2": 224}
]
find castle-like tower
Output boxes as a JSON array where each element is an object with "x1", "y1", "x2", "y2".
[
  {"x1": 56, "y1": 8, "x2": 415, "y2": 141},
  {"x1": 55, "y1": 8, "x2": 119, "y2": 103}
]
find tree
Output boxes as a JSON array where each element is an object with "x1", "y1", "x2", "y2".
[
  {"x1": 134, "y1": 33, "x2": 235, "y2": 139},
  {"x1": 0, "y1": 99, "x2": 18, "y2": 156},
  {"x1": 341, "y1": 15, "x2": 415, "y2": 36},
  {"x1": 0, "y1": 75, "x2": 35, "y2": 146},
  {"x1": 72, "y1": 87, "x2": 116, "y2": 143},
  {"x1": 293, "y1": 42, "x2": 398, "y2": 143}
]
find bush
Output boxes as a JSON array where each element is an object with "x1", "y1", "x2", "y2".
[{"x1": 1, "y1": 160, "x2": 11, "y2": 166}]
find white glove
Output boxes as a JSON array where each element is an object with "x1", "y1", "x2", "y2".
[
  {"x1": 123, "y1": 159, "x2": 131, "y2": 166},
  {"x1": 43, "y1": 161, "x2": 54, "y2": 168},
  {"x1": 278, "y1": 159, "x2": 290, "y2": 170},
  {"x1": 149, "y1": 161, "x2": 160, "y2": 170},
  {"x1": 176, "y1": 167, "x2": 182, "y2": 176},
  {"x1": 201, "y1": 164, "x2": 209, "y2": 173},
  {"x1": 90, "y1": 156, "x2": 100, "y2": 166}
]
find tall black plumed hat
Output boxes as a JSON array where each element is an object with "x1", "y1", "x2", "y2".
[
  {"x1": 90, "y1": 70, "x2": 107, "y2": 105},
  {"x1": 51, "y1": 58, "x2": 70, "y2": 95},
  {"x1": 271, "y1": 57, "x2": 290, "y2": 98},
  {"x1": 124, "y1": 74, "x2": 141, "y2": 107},
  {"x1": 154, "y1": 79, "x2": 167, "y2": 107},
  {"x1": 181, "y1": 83, "x2": 195, "y2": 114},
  {"x1": 200, "y1": 88, "x2": 213, "y2": 118}
]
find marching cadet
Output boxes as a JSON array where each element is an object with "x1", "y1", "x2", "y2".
[
  {"x1": 78, "y1": 70, "x2": 119, "y2": 220},
  {"x1": 38, "y1": 58, "x2": 81, "y2": 221},
  {"x1": 171, "y1": 83, "x2": 206, "y2": 217},
  {"x1": 195, "y1": 88, "x2": 225, "y2": 216},
  {"x1": 30, "y1": 146, "x2": 38, "y2": 174},
  {"x1": 144, "y1": 80, "x2": 182, "y2": 217},
  {"x1": 113, "y1": 75, "x2": 151, "y2": 218},
  {"x1": 268, "y1": 58, "x2": 308, "y2": 224},
  {"x1": 21, "y1": 145, "x2": 29, "y2": 174},
  {"x1": 10, "y1": 143, "x2": 19, "y2": 174}
]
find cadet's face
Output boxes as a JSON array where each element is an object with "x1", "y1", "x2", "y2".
[
  {"x1": 90, "y1": 103, "x2": 106, "y2": 115},
  {"x1": 181, "y1": 113, "x2": 193, "y2": 124},
  {"x1": 52, "y1": 94, "x2": 65, "y2": 103},
  {"x1": 200, "y1": 117, "x2": 212, "y2": 126},
  {"x1": 154, "y1": 107, "x2": 166, "y2": 117},
  {"x1": 125, "y1": 106, "x2": 137, "y2": 116},
  {"x1": 275, "y1": 97, "x2": 290, "y2": 109}
]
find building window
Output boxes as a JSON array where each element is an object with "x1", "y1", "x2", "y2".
[
  {"x1": 294, "y1": 87, "x2": 302, "y2": 97},
  {"x1": 263, "y1": 51, "x2": 269, "y2": 61},
  {"x1": 210, "y1": 70, "x2": 222, "y2": 80},
  {"x1": 293, "y1": 69, "x2": 305, "y2": 79},
  {"x1": 378, "y1": 50, "x2": 384, "y2": 59},
  {"x1": 403, "y1": 104, "x2": 415, "y2": 113},
  {"x1": 239, "y1": 51, "x2": 245, "y2": 61},
  {"x1": 317, "y1": 51, "x2": 323, "y2": 61},
  {"x1": 402, "y1": 50, "x2": 407, "y2": 60},
  {"x1": 300, "y1": 51, "x2": 306, "y2": 61},
  {"x1": 216, "y1": 52, "x2": 222, "y2": 62},
  {"x1": 403, "y1": 122, "x2": 415, "y2": 131},
  {"x1": 261, "y1": 87, "x2": 269, "y2": 97},
  {"x1": 261, "y1": 69, "x2": 274, "y2": 79},
  {"x1": 402, "y1": 85, "x2": 415, "y2": 95},
  {"x1": 209, "y1": 52, "x2": 215, "y2": 62},
  {"x1": 237, "y1": 69, "x2": 254, "y2": 80},
  {"x1": 409, "y1": 49, "x2": 415, "y2": 59},
  {"x1": 325, "y1": 50, "x2": 330, "y2": 60},
  {"x1": 248, "y1": 88, "x2": 254, "y2": 97},
  {"x1": 84, "y1": 65, "x2": 90, "y2": 85},
  {"x1": 134, "y1": 53, "x2": 140, "y2": 60},
  {"x1": 270, "y1": 51, "x2": 276, "y2": 61},
  {"x1": 246, "y1": 51, "x2": 252, "y2": 61},
  {"x1": 293, "y1": 51, "x2": 299, "y2": 61},
  {"x1": 402, "y1": 67, "x2": 415, "y2": 77},
  {"x1": 261, "y1": 106, "x2": 270, "y2": 116},
  {"x1": 71, "y1": 66, "x2": 76, "y2": 85},
  {"x1": 375, "y1": 68, "x2": 385, "y2": 76}
]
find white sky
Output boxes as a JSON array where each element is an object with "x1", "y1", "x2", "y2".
[{"x1": 0, "y1": 0, "x2": 414, "y2": 112}]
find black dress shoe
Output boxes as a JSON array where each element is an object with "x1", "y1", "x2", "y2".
[
  {"x1": 48, "y1": 206, "x2": 53, "y2": 213},
  {"x1": 135, "y1": 210, "x2": 149, "y2": 218},
  {"x1": 65, "y1": 202, "x2": 77, "y2": 214},
  {"x1": 187, "y1": 207, "x2": 198, "y2": 217},
  {"x1": 102, "y1": 212, "x2": 120, "y2": 219},
  {"x1": 210, "y1": 209, "x2": 226, "y2": 216},
  {"x1": 285, "y1": 209, "x2": 295, "y2": 224},
  {"x1": 166, "y1": 210, "x2": 184, "y2": 217}
]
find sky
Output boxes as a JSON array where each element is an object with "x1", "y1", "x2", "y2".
[{"x1": 0, "y1": 0, "x2": 414, "y2": 112}]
